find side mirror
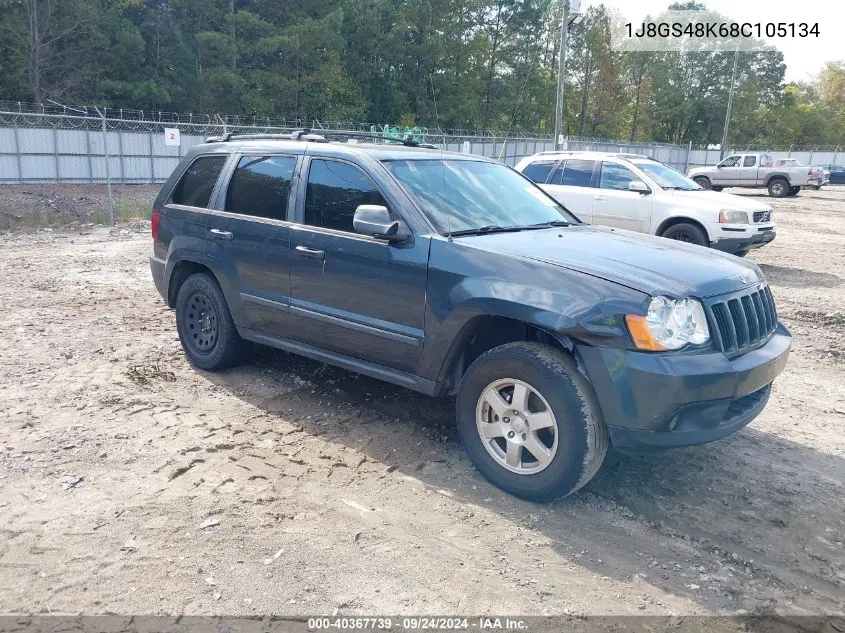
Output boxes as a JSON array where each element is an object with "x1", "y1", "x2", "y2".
[
  {"x1": 628, "y1": 180, "x2": 650, "y2": 194},
  {"x1": 353, "y1": 205, "x2": 404, "y2": 241}
]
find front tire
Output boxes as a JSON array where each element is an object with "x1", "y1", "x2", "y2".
[
  {"x1": 456, "y1": 342, "x2": 608, "y2": 502},
  {"x1": 661, "y1": 222, "x2": 709, "y2": 247},
  {"x1": 175, "y1": 273, "x2": 246, "y2": 371},
  {"x1": 767, "y1": 178, "x2": 789, "y2": 197},
  {"x1": 787, "y1": 186, "x2": 801, "y2": 196}
]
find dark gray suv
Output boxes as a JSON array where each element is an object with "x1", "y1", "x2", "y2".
[{"x1": 150, "y1": 132, "x2": 791, "y2": 501}]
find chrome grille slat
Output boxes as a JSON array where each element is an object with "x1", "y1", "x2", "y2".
[
  {"x1": 706, "y1": 285, "x2": 778, "y2": 355},
  {"x1": 753, "y1": 210, "x2": 772, "y2": 223}
]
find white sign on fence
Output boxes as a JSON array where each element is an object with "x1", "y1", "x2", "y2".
[
  {"x1": 462, "y1": 141, "x2": 471, "y2": 153},
  {"x1": 164, "y1": 128, "x2": 181, "y2": 146}
]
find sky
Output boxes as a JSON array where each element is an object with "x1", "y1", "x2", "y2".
[{"x1": 583, "y1": 0, "x2": 843, "y2": 82}]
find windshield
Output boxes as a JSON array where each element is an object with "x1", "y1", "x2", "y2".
[
  {"x1": 382, "y1": 159, "x2": 579, "y2": 235},
  {"x1": 635, "y1": 162, "x2": 701, "y2": 191}
]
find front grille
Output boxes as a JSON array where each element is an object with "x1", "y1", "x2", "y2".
[
  {"x1": 707, "y1": 285, "x2": 778, "y2": 354},
  {"x1": 753, "y1": 210, "x2": 772, "y2": 223}
]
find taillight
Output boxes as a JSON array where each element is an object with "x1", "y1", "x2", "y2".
[
  {"x1": 151, "y1": 209, "x2": 161, "y2": 241},
  {"x1": 808, "y1": 168, "x2": 813, "y2": 176}
]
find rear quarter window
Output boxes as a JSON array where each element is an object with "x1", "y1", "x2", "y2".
[
  {"x1": 521, "y1": 160, "x2": 556, "y2": 183},
  {"x1": 170, "y1": 155, "x2": 227, "y2": 208}
]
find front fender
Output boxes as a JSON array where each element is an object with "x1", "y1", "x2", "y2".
[{"x1": 419, "y1": 253, "x2": 647, "y2": 381}]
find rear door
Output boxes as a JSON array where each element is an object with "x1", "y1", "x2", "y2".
[
  {"x1": 164, "y1": 154, "x2": 229, "y2": 265},
  {"x1": 592, "y1": 161, "x2": 651, "y2": 232},
  {"x1": 739, "y1": 154, "x2": 759, "y2": 184},
  {"x1": 287, "y1": 156, "x2": 429, "y2": 374},
  {"x1": 205, "y1": 153, "x2": 300, "y2": 336},
  {"x1": 541, "y1": 159, "x2": 596, "y2": 223}
]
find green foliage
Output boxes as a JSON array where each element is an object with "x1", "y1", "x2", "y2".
[{"x1": 0, "y1": 0, "x2": 840, "y2": 146}]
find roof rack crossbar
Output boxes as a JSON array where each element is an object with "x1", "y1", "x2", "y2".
[{"x1": 205, "y1": 128, "x2": 434, "y2": 148}]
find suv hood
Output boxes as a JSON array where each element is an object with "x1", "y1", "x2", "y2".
[
  {"x1": 662, "y1": 189, "x2": 772, "y2": 212},
  {"x1": 455, "y1": 225, "x2": 764, "y2": 298}
]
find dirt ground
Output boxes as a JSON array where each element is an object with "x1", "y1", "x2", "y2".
[{"x1": 0, "y1": 185, "x2": 843, "y2": 618}]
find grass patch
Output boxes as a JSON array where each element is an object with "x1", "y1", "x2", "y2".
[
  {"x1": 90, "y1": 202, "x2": 152, "y2": 225},
  {"x1": 1, "y1": 201, "x2": 151, "y2": 232}
]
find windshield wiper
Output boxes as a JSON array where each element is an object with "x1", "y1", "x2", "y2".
[
  {"x1": 444, "y1": 225, "x2": 526, "y2": 237},
  {"x1": 524, "y1": 220, "x2": 572, "y2": 229}
]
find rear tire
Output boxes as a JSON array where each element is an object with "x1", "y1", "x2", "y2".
[
  {"x1": 175, "y1": 273, "x2": 246, "y2": 371},
  {"x1": 456, "y1": 342, "x2": 608, "y2": 502},
  {"x1": 693, "y1": 176, "x2": 711, "y2": 190},
  {"x1": 661, "y1": 222, "x2": 709, "y2": 247},
  {"x1": 767, "y1": 178, "x2": 789, "y2": 198},
  {"x1": 787, "y1": 186, "x2": 801, "y2": 196}
]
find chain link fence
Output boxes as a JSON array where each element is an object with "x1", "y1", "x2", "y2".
[{"x1": 0, "y1": 103, "x2": 692, "y2": 186}]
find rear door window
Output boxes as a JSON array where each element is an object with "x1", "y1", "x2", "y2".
[
  {"x1": 743, "y1": 155, "x2": 757, "y2": 167},
  {"x1": 552, "y1": 160, "x2": 595, "y2": 187},
  {"x1": 170, "y1": 155, "x2": 227, "y2": 208},
  {"x1": 521, "y1": 160, "x2": 556, "y2": 183},
  {"x1": 225, "y1": 155, "x2": 297, "y2": 220}
]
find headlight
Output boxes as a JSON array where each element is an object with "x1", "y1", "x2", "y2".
[
  {"x1": 719, "y1": 209, "x2": 749, "y2": 224},
  {"x1": 625, "y1": 296, "x2": 710, "y2": 351}
]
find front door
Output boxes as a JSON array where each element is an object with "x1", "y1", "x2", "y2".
[
  {"x1": 713, "y1": 155, "x2": 742, "y2": 185},
  {"x1": 205, "y1": 154, "x2": 299, "y2": 336},
  {"x1": 592, "y1": 161, "x2": 651, "y2": 232},
  {"x1": 288, "y1": 157, "x2": 429, "y2": 374}
]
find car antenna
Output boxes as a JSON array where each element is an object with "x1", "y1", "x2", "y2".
[{"x1": 441, "y1": 142, "x2": 452, "y2": 242}]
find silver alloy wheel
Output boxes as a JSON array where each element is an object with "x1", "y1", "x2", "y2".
[
  {"x1": 771, "y1": 181, "x2": 786, "y2": 195},
  {"x1": 475, "y1": 378, "x2": 559, "y2": 475}
]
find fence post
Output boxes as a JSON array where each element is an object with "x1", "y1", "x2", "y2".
[
  {"x1": 117, "y1": 131, "x2": 125, "y2": 184},
  {"x1": 85, "y1": 128, "x2": 93, "y2": 183},
  {"x1": 52, "y1": 127, "x2": 60, "y2": 183},
  {"x1": 148, "y1": 131, "x2": 155, "y2": 185},
  {"x1": 13, "y1": 126, "x2": 23, "y2": 183},
  {"x1": 686, "y1": 140, "x2": 692, "y2": 172},
  {"x1": 94, "y1": 107, "x2": 115, "y2": 225}
]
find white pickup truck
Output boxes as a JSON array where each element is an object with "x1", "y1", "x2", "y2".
[
  {"x1": 515, "y1": 151, "x2": 776, "y2": 257},
  {"x1": 688, "y1": 153, "x2": 825, "y2": 197}
]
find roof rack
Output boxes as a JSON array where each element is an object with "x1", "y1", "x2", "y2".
[{"x1": 205, "y1": 128, "x2": 435, "y2": 148}]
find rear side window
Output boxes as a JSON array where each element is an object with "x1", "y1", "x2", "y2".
[
  {"x1": 225, "y1": 155, "x2": 297, "y2": 220},
  {"x1": 521, "y1": 160, "x2": 556, "y2": 183},
  {"x1": 304, "y1": 159, "x2": 387, "y2": 233},
  {"x1": 552, "y1": 160, "x2": 595, "y2": 187},
  {"x1": 170, "y1": 156, "x2": 227, "y2": 208},
  {"x1": 743, "y1": 155, "x2": 756, "y2": 167}
]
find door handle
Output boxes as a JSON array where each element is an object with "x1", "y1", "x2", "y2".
[
  {"x1": 594, "y1": 195, "x2": 607, "y2": 202},
  {"x1": 209, "y1": 228, "x2": 233, "y2": 240},
  {"x1": 295, "y1": 245, "x2": 325, "y2": 260}
]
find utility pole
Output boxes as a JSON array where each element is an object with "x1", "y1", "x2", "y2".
[
  {"x1": 553, "y1": 0, "x2": 569, "y2": 150},
  {"x1": 720, "y1": 48, "x2": 739, "y2": 160}
]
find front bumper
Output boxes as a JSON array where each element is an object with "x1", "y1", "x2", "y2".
[
  {"x1": 577, "y1": 323, "x2": 791, "y2": 454},
  {"x1": 712, "y1": 227, "x2": 776, "y2": 253}
]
